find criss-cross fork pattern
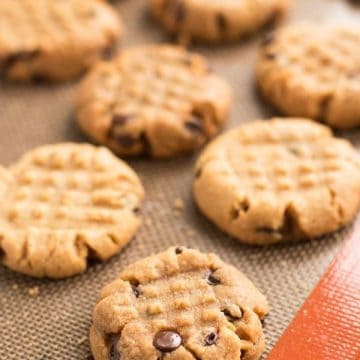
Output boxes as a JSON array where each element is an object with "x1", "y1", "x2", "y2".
[
  {"x1": 227, "y1": 138, "x2": 357, "y2": 194},
  {"x1": 89, "y1": 47, "x2": 208, "y2": 122},
  {"x1": 6, "y1": 145, "x2": 141, "y2": 229},
  {"x1": 0, "y1": 144, "x2": 144, "y2": 278},
  {"x1": 266, "y1": 25, "x2": 360, "y2": 84},
  {"x1": 92, "y1": 247, "x2": 268, "y2": 359},
  {"x1": 0, "y1": 0, "x2": 112, "y2": 56}
]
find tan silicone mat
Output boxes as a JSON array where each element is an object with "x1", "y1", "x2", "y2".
[{"x1": 0, "y1": 0, "x2": 359, "y2": 359}]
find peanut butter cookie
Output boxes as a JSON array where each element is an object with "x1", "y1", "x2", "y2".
[
  {"x1": 0, "y1": 0, "x2": 122, "y2": 82},
  {"x1": 0, "y1": 143, "x2": 144, "y2": 278},
  {"x1": 76, "y1": 45, "x2": 232, "y2": 158},
  {"x1": 90, "y1": 247, "x2": 268, "y2": 360},
  {"x1": 256, "y1": 23, "x2": 360, "y2": 129},
  {"x1": 194, "y1": 119, "x2": 360, "y2": 245}
]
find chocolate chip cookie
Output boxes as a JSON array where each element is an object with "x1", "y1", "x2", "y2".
[
  {"x1": 0, "y1": 0, "x2": 122, "y2": 82},
  {"x1": 90, "y1": 247, "x2": 268, "y2": 360},
  {"x1": 194, "y1": 118, "x2": 360, "y2": 245},
  {"x1": 76, "y1": 44, "x2": 232, "y2": 158},
  {"x1": 256, "y1": 23, "x2": 360, "y2": 129},
  {"x1": 0, "y1": 143, "x2": 144, "y2": 278},
  {"x1": 150, "y1": 0, "x2": 292, "y2": 43}
]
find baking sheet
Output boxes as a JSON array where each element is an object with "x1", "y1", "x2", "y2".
[{"x1": 0, "y1": 0, "x2": 359, "y2": 358}]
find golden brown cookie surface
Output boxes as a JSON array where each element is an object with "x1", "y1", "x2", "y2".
[
  {"x1": 0, "y1": 143, "x2": 144, "y2": 278},
  {"x1": 0, "y1": 0, "x2": 122, "y2": 82},
  {"x1": 90, "y1": 247, "x2": 268, "y2": 360},
  {"x1": 194, "y1": 119, "x2": 360, "y2": 245},
  {"x1": 256, "y1": 23, "x2": 360, "y2": 129},
  {"x1": 76, "y1": 45, "x2": 232, "y2": 158}
]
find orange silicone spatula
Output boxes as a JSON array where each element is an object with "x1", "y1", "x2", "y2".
[{"x1": 268, "y1": 224, "x2": 360, "y2": 360}]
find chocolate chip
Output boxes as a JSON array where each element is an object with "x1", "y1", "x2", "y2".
[
  {"x1": 195, "y1": 167, "x2": 202, "y2": 179},
  {"x1": 230, "y1": 207, "x2": 240, "y2": 221},
  {"x1": 130, "y1": 281, "x2": 141, "y2": 298},
  {"x1": 87, "y1": 248, "x2": 103, "y2": 266},
  {"x1": 133, "y1": 207, "x2": 141, "y2": 215},
  {"x1": 264, "y1": 52, "x2": 277, "y2": 60},
  {"x1": 256, "y1": 226, "x2": 280, "y2": 234},
  {"x1": 173, "y1": 1, "x2": 185, "y2": 23},
  {"x1": 261, "y1": 32, "x2": 275, "y2": 47},
  {"x1": 113, "y1": 134, "x2": 136, "y2": 147},
  {"x1": 204, "y1": 332, "x2": 217, "y2": 346},
  {"x1": 139, "y1": 132, "x2": 152, "y2": 155},
  {"x1": 153, "y1": 330, "x2": 182, "y2": 352},
  {"x1": 222, "y1": 308, "x2": 242, "y2": 322},
  {"x1": 109, "y1": 115, "x2": 137, "y2": 147},
  {"x1": 2, "y1": 49, "x2": 41, "y2": 71},
  {"x1": 101, "y1": 45, "x2": 114, "y2": 60},
  {"x1": 263, "y1": 9, "x2": 280, "y2": 30},
  {"x1": 205, "y1": 270, "x2": 221, "y2": 286},
  {"x1": 31, "y1": 73, "x2": 47, "y2": 83},
  {"x1": 185, "y1": 117, "x2": 203, "y2": 133},
  {"x1": 319, "y1": 94, "x2": 332, "y2": 120},
  {"x1": 230, "y1": 199, "x2": 250, "y2": 220},
  {"x1": 216, "y1": 14, "x2": 227, "y2": 33},
  {"x1": 108, "y1": 334, "x2": 120, "y2": 360},
  {"x1": 257, "y1": 207, "x2": 297, "y2": 238},
  {"x1": 240, "y1": 200, "x2": 250, "y2": 212},
  {"x1": 175, "y1": 247, "x2": 183, "y2": 254},
  {"x1": 131, "y1": 284, "x2": 141, "y2": 298}
]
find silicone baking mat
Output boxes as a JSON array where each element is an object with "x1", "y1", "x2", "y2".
[{"x1": 0, "y1": 0, "x2": 359, "y2": 359}]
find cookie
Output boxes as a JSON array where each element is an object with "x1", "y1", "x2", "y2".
[
  {"x1": 194, "y1": 118, "x2": 360, "y2": 245},
  {"x1": 0, "y1": 0, "x2": 122, "y2": 82},
  {"x1": 76, "y1": 45, "x2": 232, "y2": 158},
  {"x1": 90, "y1": 246, "x2": 268, "y2": 360},
  {"x1": 256, "y1": 23, "x2": 360, "y2": 129},
  {"x1": 0, "y1": 143, "x2": 144, "y2": 278},
  {"x1": 150, "y1": 0, "x2": 291, "y2": 44}
]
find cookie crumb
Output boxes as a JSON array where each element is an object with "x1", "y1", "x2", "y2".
[
  {"x1": 12, "y1": 284, "x2": 19, "y2": 290},
  {"x1": 280, "y1": 260, "x2": 288, "y2": 268},
  {"x1": 28, "y1": 286, "x2": 40, "y2": 297},
  {"x1": 77, "y1": 336, "x2": 88, "y2": 345},
  {"x1": 173, "y1": 198, "x2": 184, "y2": 210}
]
